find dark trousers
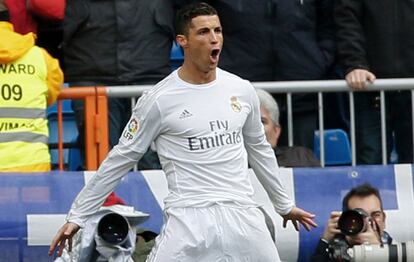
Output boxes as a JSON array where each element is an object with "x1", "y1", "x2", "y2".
[
  {"x1": 354, "y1": 91, "x2": 413, "y2": 164},
  {"x1": 279, "y1": 111, "x2": 318, "y2": 150}
]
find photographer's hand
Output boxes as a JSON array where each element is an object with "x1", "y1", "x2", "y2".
[
  {"x1": 322, "y1": 211, "x2": 342, "y2": 241},
  {"x1": 347, "y1": 218, "x2": 381, "y2": 245}
]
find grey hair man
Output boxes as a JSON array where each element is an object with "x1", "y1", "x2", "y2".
[{"x1": 256, "y1": 89, "x2": 320, "y2": 167}]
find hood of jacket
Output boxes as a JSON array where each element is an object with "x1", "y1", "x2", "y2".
[{"x1": 0, "y1": 21, "x2": 35, "y2": 63}]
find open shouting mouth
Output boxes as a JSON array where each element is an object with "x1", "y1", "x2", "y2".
[{"x1": 210, "y1": 48, "x2": 220, "y2": 63}]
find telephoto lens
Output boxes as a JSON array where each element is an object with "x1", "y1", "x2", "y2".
[
  {"x1": 338, "y1": 208, "x2": 370, "y2": 236},
  {"x1": 97, "y1": 212, "x2": 130, "y2": 245},
  {"x1": 349, "y1": 240, "x2": 414, "y2": 262}
]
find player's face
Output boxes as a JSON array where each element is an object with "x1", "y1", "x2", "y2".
[
  {"x1": 345, "y1": 194, "x2": 386, "y2": 245},
  {"x1": 260, "y1": 106, "x2": 281, "y2": 148},
  {"x1": 178, "y1": 15, "x2": 223, "y2": 72}
]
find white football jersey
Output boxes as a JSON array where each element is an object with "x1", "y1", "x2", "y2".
[{"x1": 67, "y1": 68, "x2": 294, "y2": 226}]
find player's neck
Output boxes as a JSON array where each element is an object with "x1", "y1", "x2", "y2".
[{"x1": 178, "y1": 63, "x2": 216, "y2": 84}]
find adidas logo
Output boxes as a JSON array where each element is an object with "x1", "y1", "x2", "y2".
[{"x1": 179, "y1": 109, "x2": 193, "y2": 119}]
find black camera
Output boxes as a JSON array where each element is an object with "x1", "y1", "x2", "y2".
[
  {"x1": 328, "y1": 235, "x2": 352, "y2": 261},
  {"x1": 338, "y1": 208, "x2": 371, "y2": 236}
]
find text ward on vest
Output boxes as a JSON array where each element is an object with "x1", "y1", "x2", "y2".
[{"x1": 0, "y1": 64, "x2": 35, "y2": 74}]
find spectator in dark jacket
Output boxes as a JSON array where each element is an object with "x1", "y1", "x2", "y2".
[
  {"x1": 270, "y1": 0, "x2": 337, "y2": 149},
  {"x1": 335, "y1": 0, "x2": 414, "y2": 164},
  {"x1": 257, "y1": 89, "x2": 321, "y2": 168},
  {"x1": 174, "y1": 0, "x2": 337, "y2": 149},
  {"x1": 64, "y1": 0, "x2": 174, "y2": 169}
]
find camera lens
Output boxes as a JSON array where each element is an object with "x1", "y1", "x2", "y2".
[
  {"x1": 97, "y1": 213, "x2": 129, "y2": 245},
  {"x1": 350, "y1": 240, "x2": 414, "y2": 262},
  {"x1": 338, "y1": 209, "x2": 368, "y2": 236}
]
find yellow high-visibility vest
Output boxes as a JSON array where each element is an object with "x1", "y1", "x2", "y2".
[{"x1": 0, "y1": 46, "x2": 51, "y2": 172}]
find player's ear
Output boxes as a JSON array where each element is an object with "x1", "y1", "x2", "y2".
[{"x1": 176, "y1": 34, "x2": 188, "y2": 49}]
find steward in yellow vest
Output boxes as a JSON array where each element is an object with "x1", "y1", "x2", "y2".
[{"x1": 0, "y1": 7, "x2": 63, "y2": 172}]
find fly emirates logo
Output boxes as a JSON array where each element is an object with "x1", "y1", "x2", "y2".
[{"x1": 188, "y1": 120, "x2": 242, "y2": 151}]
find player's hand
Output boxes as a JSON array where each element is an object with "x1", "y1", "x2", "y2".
[
  {"x1": 322, "y1": 211, "x2": 342, "y2": 241},
  {"x1": 282, "y1": 206, "x2": 317, "y2": 231},
  {"x1": 48, "y1": 222, "x2": 80, "y2": 257},
  {"x1": 345, "y1": 69, "x2": 376, "y2": 90}
]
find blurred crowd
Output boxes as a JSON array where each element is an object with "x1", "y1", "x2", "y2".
[{"x1": 1, "y1": 0, "x2": 413, "y2": 172}]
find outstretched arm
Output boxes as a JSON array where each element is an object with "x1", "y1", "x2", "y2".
[
  {"x1": 243, "y1": 84, "x2": 317, "y2": 230},
  {"x1": 48, "y1": 146, "x2": 142, "y2": 257},
  {"x1": 244, "y1": 123, "x2": 318, "y2": 231},
  {"x1": 49, "y1": 90, "x2": 164, "y2": 257}
]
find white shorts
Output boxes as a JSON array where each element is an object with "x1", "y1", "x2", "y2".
[{"x1": 146, "y1": 205, "x2": 281, "y2": 262}]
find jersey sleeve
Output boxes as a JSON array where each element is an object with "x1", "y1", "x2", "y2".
[
  {"x1": 242, "y1": 84, "x2": 294, "y2": 215},
  {"x1": 66, "y1": 91, "x2": 163, "y2": 227},
  {"x1": 118, "y1": 91, "x2": 164, "y2": 153}
]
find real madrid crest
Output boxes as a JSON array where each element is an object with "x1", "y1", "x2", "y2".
[{"x1": 230, "y1": 96, "x2": 242, "y2": 113}]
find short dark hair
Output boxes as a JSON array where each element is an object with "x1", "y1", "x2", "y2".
[
  {"x1": 342, "y1": 183, "x2": 383, "y2": 211},
  {"x1": 175, "y1": 2, "x2": 217, "y2": 36}
]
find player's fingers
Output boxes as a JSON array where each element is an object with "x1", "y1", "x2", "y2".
[
  {"x1": 68, "y1": 237, "x2": 72, "y2": 252},
  {"x1": 303, "y1": 212, "x2": 316, "y2": 219},
  {"x1": 301, "y1": 221, "x2": 311, "y2": 231},
  {"x1": 48, "y1": 231, "x2": 63, "y2": 256},
  {"x1": 295, "y1": 207, "x2": 315, "y2": 218},
  {"x1": 283, "y1": 218, "x2": 288, "y2": 228},
  {"x1": 48, "y1": 240, "x2": 57, "y2": 256},
  {"x1": 291, "y1": 220, "x2": 299, "y2": 231},
  {"x1": 300, "y1": 216, "x2": 317, "y2": 227},
  {"x1": 303, "y1": 217, "x2": 318, "y2": 228},
  {"x1": 300, "y1": 218, "x2": 316, "y2": 231},
  {"x1": 58, "y1": 239, "x2": 66, "y2": 257}
]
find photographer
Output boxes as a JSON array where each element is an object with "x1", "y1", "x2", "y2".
[{"x1": 311, "y1": 183, "x2": 393, "y2": 261}]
